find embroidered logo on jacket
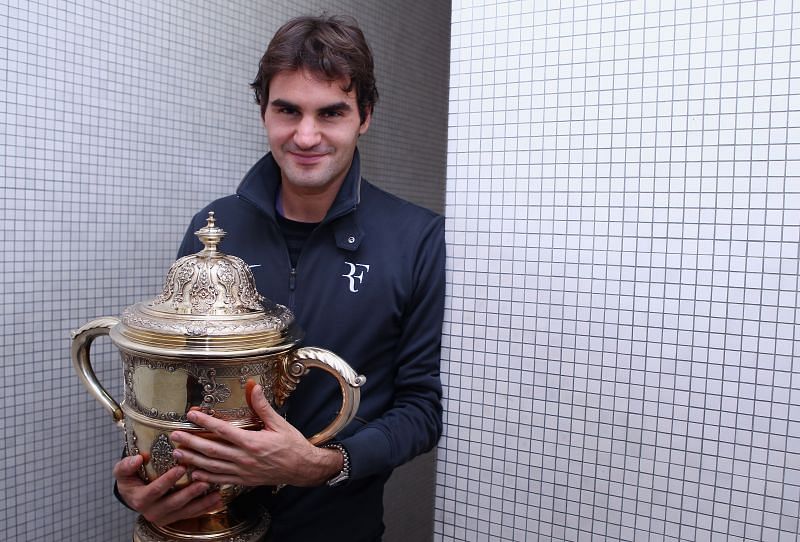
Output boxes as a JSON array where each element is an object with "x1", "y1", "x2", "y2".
[{"x1": 342, "y1": 262, "x2": 370, "y2": 293}]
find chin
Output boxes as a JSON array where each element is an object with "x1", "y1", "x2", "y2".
[{"x1": 285, "y1": 174, "x2": 335, "y2": 191}]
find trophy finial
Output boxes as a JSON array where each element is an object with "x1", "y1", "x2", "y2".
[
  {"x1": 195, "y1": 211, "x2": 226, "y2": 253},
  {"x1": 151, "y1": 212, "x2": 265, "y2": 315}
]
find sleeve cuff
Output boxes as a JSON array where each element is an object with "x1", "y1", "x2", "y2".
[{"x1": 340, "y1": 426, "x2": 392, "y2": 480}]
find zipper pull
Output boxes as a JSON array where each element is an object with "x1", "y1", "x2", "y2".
[{"x1": 289, "y1": 268, "x2": 297, "y2": 291}]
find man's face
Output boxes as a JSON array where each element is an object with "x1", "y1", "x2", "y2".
[{"x1": 263, "y1": 69, "x2": 370, "y2": 195}]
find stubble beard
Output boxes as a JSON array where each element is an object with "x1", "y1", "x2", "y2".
[
  {"x1": 280, "y1": 161, "x2": 342, "y2": 193},
  {"x1": 277, "y1": 143, "x2": 349, "y2": 193}
]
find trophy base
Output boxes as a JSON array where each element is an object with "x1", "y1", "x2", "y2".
[{"x1": 132, "y1": 500, "x2": 270, "y2": 542}]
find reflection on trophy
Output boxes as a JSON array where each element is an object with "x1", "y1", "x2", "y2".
[{"x1": 71, "y1": 213, "x2": 365, "y2": 541}]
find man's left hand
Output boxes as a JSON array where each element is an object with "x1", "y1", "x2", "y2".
[{"x1": 168, "y1": 383, "x2": 343, "y2": 488}]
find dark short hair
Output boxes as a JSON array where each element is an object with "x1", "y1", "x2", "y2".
[{"x1": 251, "y1": 15, "x2": 379, "y2": 124}]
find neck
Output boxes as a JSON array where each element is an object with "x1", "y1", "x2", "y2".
[{"x1": 278, "y1": 178, "x2": 344, "y2": 223}]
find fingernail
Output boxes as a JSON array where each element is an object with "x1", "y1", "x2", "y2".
[
  {"x1": 187, "y1": 411, "x2": 198, "y2": 422},
  {"x1": 173, "y1": 450, "x2": 183, "y2": 460},
  {"x1": 170, "y1": 432, "x2": 183, "y2": 443}
]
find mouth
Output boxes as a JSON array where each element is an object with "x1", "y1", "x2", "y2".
[{"x1": 287, "y1": 151, "x2": 328, "y2": 166}]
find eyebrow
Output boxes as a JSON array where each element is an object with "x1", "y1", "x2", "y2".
[
  {"x1": 320, "y1": 102, "x2": 353, "y2": 114},
  {"x1": 270, "y1": 99, "x2": 353, "y2": 114}
]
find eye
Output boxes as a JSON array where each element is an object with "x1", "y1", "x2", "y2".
[
  {"x1": 320, "y1": 109, "x2": 344, "y2": 119},
  {"x1": 279, "y1": 107, "x2": 299, "y2": 116}
]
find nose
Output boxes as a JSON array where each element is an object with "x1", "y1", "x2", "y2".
[{"x1": 293, "y1": 116, "x2": 322, "y2": 150}]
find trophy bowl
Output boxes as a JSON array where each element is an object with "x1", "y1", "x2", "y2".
[{"x1": 71, "y1": 212, "x2": 365, "y2": 542}]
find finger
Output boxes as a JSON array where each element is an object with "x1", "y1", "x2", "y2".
[
  {"x1": 113, "y1": 455, "x2": 144, "y2": 481},
  {"x1": 172, "y1": 447, "x2": 239, "y2": 475},
  {"x1": 141, "y1": 465, "x2": 188, "y2": 499},
  {"x1": 245, "y1": 378, "x2": 258, "y2": 411},
  {"x1": 160, "y1": 479, "x2": 214, "y2": 509},
  {"x1": 249, "y1": 384, "x2": 284, "y2": 428},
  {"x1": 147, "y1": 486, "x2": 219, "y2": 526},
  {"x1": 186, "y1": 469, "x2": 246, "y2": 487},
  {"x1": 171, "y1": 491, "x2": 224, "y2": 523},
  {"x1": 171, "y1": 430, "x2": 243, "y2": 461},
  {"x1": 185, "y1": 411, "x2": 246, "y2": 444}
]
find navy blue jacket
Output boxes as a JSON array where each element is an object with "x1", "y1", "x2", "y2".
[{"x1": 177, "y1": 150, "x2": 445, "y2": 541}]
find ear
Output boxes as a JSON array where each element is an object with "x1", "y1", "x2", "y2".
[{"x1": 358, "y1": 108, "x2": 372, "y2": 136}]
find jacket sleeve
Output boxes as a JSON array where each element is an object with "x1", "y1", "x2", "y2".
[{"x1": 341, "y1": 214, "x2": 446, "y2": 479}]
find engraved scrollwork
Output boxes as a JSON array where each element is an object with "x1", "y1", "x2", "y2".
[
  {"x1": 150, "y1": 434, "x2": 176, "y2": 476},
  {"x1": 125, "y1": 426, "x2": 139, "y2": 456},
  {"x1": 121, "y1": 304, "x2": 293, "y2": 336},
  {"x1": 261, "y1": 369, "x2": 277, "y2": 405},
  {"x1": 152, "y1": 264, "x2": 176, "y2": 306},
  {"x1": 134, "y1": 518, "x2": 161, "y2": 542},
  {"x1": 190, "y1": 267, "x2": 216, "y2": 313},
  {"x1": 121, "y1": 352, "x2": 278, "y2": 421},
  {"x1": 153, "y1": 256, "x2": 196, "y2": 307},
  {"x1": 121, "y1": 353, "x2": 189, "y2": 422},
  {"x1": 135, "y1": 507, "x2": 271, "y2": 542},
  {"x1": 123, "y1": 426, "x2": 148, "y2": 480},
  {"x1": 124, "y1": 364, "x2": 136, "y2": 404},
  {"x1": 173, "y1": 260, "x2": 197, "y2": 305},
  {"x1": 147, "y1": 225, "x2": 266, "y2": 317},
  {"x1": 288, "y1": 361, "x2": 306, "y2": 377},
  {"x1": 232, "y1": 255, "x2": 264, "y2": 311},
  {"x1": 210, "y1": 364, "x2": 264, "y2": 379},
  {"x1": 210, "y1": 406, "x2": 257, "y2": 421},
  {"x1": 239, "y1": 365, "x2": 253, "y2": 387},
  {"x1": 274, "y1": 354, "x2": 304, "y2": 408},
  {"x1": 199, "y1": 368, "x2": 231, "y2": 411},
  {"x1": 122, "y1": 354, "x2": 180, "y2": 415},
  {"x1": 124, "y1": 430, "x2": 139, "y2": 464},
  {"x1": 216, "y1": 259, "x2": 236, "y2": 307},
  {"x1": 186, "y1": 321, "x2": 208, "y2": 337},
  {"x1": 237, "y1": 362, "x2": 274, "y2": 387}
]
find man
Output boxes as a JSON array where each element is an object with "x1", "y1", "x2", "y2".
[{"x1": 113, "y1": 14, "x2": 445, "y2": 542}]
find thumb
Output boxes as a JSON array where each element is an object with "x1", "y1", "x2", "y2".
[
  {"x1": 248, "y1": 382, "x2": 283, "y2": 428},
  {"x1": 113, "y1": 454, "x2": 144, "y2": 480}
]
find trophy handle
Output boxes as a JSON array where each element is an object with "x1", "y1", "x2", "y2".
[
  {"x1": 287, "y1": 346, "x2": 366, "y2": 446},
  {"x1": 70, "y1": 317, "x2": 124, "y2": 427}
]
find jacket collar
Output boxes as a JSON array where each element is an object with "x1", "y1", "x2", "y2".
[
  {"x1": 236, "y1": 149, "x2": 365, "y2": 252},
  {"x1": 236, "y1": 149, "x2": 363, "y2": 225}
]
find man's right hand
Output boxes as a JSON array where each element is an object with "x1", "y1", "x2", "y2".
[{"x1": 113, "y1": 454, "x2": 223, "y2": 526}]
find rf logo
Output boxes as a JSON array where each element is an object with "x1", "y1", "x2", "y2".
[{"x1": 342, "y1": 262, "x2": 370, "y2": 293}]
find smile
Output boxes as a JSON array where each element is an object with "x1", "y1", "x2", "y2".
[{"x1": 288, "y1": 152, "x2": 328, "y2": 166}]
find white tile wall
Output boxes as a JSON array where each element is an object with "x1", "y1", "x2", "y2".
[
  {"x1": 438, "y1": 1, "x2": 800, "y2": 541},
  {"x1": 1, "y1": 1, "x2": 448, "y2": 540}
]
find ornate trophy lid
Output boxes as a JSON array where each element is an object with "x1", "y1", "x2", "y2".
[{"x1": 111, "y1": 212, "x2": 300, "y2": 356}]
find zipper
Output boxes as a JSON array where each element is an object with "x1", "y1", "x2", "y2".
[
  {"x1": 237, "y1": 189, "x2": 359, "y2": 307},
  {"x1": 236, "y1": 196, "x2": 302, "y2": 305}
]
